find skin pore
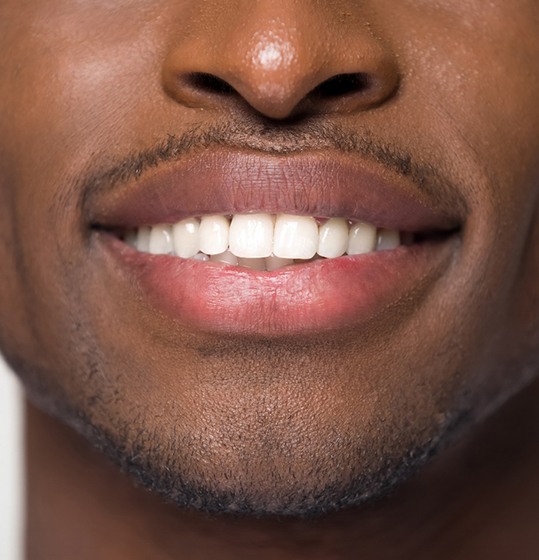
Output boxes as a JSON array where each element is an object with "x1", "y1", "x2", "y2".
[{"x1": 0, "y1": 0, "x2": 539, "y2": 558}]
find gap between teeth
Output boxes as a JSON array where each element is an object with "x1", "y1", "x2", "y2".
[{"x1": 124, "y1": 214, "x2": 402, "y2": 270}]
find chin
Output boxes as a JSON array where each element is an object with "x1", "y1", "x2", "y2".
[{"x1": 67, "y1": 393, "x2": 471, "y2": 518}]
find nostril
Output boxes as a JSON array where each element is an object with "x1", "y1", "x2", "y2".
[
  {"x1": 311, "y1": 73, "x2": 371, "y2": 99},
  {"x1": 186, "y1": 72, "x2": 237, "y2": 96}
]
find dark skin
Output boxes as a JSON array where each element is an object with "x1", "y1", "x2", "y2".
[{"x1": 1, "y1": 1, "x2": 539, "y2": 558}]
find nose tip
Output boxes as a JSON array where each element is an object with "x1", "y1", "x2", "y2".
[{"x1": 162, "y1": 4, "x2": 400, "y2": 120}]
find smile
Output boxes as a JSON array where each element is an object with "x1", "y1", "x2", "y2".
[
  {"x1": 125, "y1": 214, "x2": 402, "y2": 271},
  {"x1": 90, "y1": 150, "x2": 463, "y2": 335}
]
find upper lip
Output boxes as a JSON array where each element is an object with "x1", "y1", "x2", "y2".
[{"x1": 86, "y1": 149, "x2": 465, "y2": 234}]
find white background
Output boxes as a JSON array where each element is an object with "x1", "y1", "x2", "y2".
[{"x1": 0, "y1": 357, "x2": 24, "y2": 560}]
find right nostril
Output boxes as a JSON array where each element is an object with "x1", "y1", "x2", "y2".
[
  {"x1": 186, "y1": 72, "x2": 237, "y2": 96},
  {"x1": 311, "y1": 73, "x2": 371, "y2": 99}
]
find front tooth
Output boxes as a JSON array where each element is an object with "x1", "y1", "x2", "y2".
[
  {"x1": 199, "y1": 215, "x2": 230, "y2": 255},
  {"x1": 172, "y1": 218, "x2": 200, "y2": 258},
  {"x1": 265, "y1": 254, "x2": 294, "y2": 271},
  {"x1": 273, "y1": 215, "x2": 318, "y2": 260},
  {"x1": 318, "y1": 218, "x2": 349, "y2": 258},
  {"x1": 238, "y1": 257, "x2": 266, "y2": 271},
  {"x1": 229, "y1": 213, "x2": 274, "y2": 258},
  {"x1": 347, "y1": 222, "x2": 377, "y2": 255},
  {"x1": 377, "y1": 229, "x2": 401, "y2": 251},
  {"x1": 136, "y1": 226, "x2": 152, "y2": 253},
  {"x1": 210, "y1": 250, "x2": 239, "y2": 265},
  {"x1": 148, "y1": 224, "x2": 173, "y2": 255}
]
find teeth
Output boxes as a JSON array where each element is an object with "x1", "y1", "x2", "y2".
[
  {"x1": 172, "y1": 218, "x2": 200, "y2": 258},
  {"x1": 192, "y1": 252, "x2": 210, "y2": 262},
  {"x1": 318, "y1": 218, "x2": 349, "y2": 258},
  {"x1": 266, "y1": 254, "x2": 294, "y2": 271},
  {"x1": 136, "y1": 226, "x2": 152, "y2": 253},
  {"x1": 199, "y1": 215, "x2": 230, "y2": 255},
  {"x1": 148, "y1": 224, "x2": 173, "y2": 255},
  {"x1": 238, "y1": 257, "x2": 267, "y2": 271},
  {"x1": 210, "y1": 250, "x2": 239, "y2": 266},
  {"x1": 273, "y1": 214, "x2": 319, "y2": 260},
  {"x1": 133, "y1": 213, "x2": 404, "y2": 268},
  {"x1": 377, "y1": 229, "x2": 401, "y2": 251},
  {"x1": 124, "y1": 230, "x2": 138, "y2": 249},
  {"x1": 229, "y1": 213, "x2": 274, "y2": 258},
  {"x1": 347, "y1": 222, "x2": 377, "y2": 255}
]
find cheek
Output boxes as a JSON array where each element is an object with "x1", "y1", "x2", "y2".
[
  {"x1": 381, "y1": 1, "x2": 539, "y2": 194},
  {"x1": 503, "y1": 205, "x2": 539, "y2": 365},
  {"x1": 0, "y1": 168, "x2": 27, "y2": 354},
  {"x1": 382, "y1": 1, "x2": 539, "y2": 349}
]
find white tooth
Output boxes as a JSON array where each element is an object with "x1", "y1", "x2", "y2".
[
  {"x1": 136, "y1": 226, "x2": 152, "y2": 253},
  {"x1": 148, "y1": 224, "x2": 173, "y2": 255},
  {"x1": 347, "y1": 222, "x2": 377, "y2": 255},
  {"x1": 210, "y1": 250, "x2": 239, "y2": 265},
  {"x1": 192, "y1": 252, "x2": 210, "y2": 261},
  {"x1": 238, "y1": 257, "x2": 267, "y2": 271},
  {"x1": 172, "y1": 218, "x2": 200, "y2": 258},
  {"x1": 229, "y1": 213, "x2": 274, "y2": 258},
  {"x1": 317, "y1": 218, "x2": 349, "y2": 258},
  {"x1": 265, "y1": 254, "x2": 294, "y2": 271},
  {"x1": 199, "y1": 215, "x2": 230, "y2": 255},
  {"x1": 377, "y1": 229, "x2": 401, "y2": 251},
  {"x1": 273, "y1": 215, "x2": 318, "y2": 260}
]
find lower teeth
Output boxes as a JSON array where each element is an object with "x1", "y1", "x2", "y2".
[{"x1": 200, "y1": 251, "x2": 314, "y2": 270}]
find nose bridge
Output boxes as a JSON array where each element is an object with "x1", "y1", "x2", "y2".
[{"x1": 163, "y1": 1, "x2": 399, "y2": 119}]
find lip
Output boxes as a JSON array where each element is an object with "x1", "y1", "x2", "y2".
[
  {"x1": 88, "y1": 150, "x2": 463, "y2": 232},
  {"x1": 88, "y1": 149, "x2": 463, "y2": 335},
  {"x1": 99, "y1": 234, "x2": 455, "y2": 335}
]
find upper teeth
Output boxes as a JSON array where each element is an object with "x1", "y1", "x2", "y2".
[{"x1": 125, "y1": 214, "x2": 401, "y2": 268}]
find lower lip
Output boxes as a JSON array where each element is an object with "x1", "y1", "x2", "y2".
[{"x1": 99, "y1": 235, "x2": 454, "y2": 336}]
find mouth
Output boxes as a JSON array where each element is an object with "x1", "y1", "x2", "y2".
[{"x1": 89, "y1": 150, "x2": 463, "y2": 335}]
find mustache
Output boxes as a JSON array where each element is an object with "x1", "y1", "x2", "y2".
[{"x1": 80, "y1": 120, "x2": 460, "y2": 207}]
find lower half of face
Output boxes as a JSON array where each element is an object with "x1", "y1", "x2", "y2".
[
  {"x1": 1, "y1": 0, "x2": 539, "y2": 517},
  {"x1": 3, "y1": 215, "x2": 539, "y2": 516}
]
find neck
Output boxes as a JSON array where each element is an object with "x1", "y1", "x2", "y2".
[{"x1": 25, "y1": 381, "x2": 539, "y2": 560}]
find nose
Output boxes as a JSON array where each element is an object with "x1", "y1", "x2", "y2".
[{"x1": 162, "y1": 1, "x2": 399, "y2": 120}]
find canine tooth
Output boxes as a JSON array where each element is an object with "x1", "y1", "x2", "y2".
[
  {"x1": 347, "y1": 222, "x2": 377, "y2": 255},
  {"x1": 148, "y1": 224, "x2": 173, "y2": 255},
  {"x1": 377, "y1": 229, "x2": 401, "y2": 251},
  {"x1": 229, "y1": 213, "x2": 274, "y2": 258},
  {"x1": 238, "y1": 257, "x2": 267, "y2": 270},
  {"x1": 199, "y1": 215, "x2": 230, "y2": 255},
  {"x1": 172, "y1": 218, "x2": 200, "y2": 258},
  {"x1": 210, "y1": 251, "x2": 239, "y2": 265},
  {"x1": 265, "y1": 254, "x2": 294, "y2": 271},
  {"x1": 318, "y1": 218, "x2": 348, "y2": 258},
  {"x1": 273, "y1": 215, "x2": 318, "y2": 260},
  {"x1": 136, "y1": 226, "x2": 152, "y2": 253}
]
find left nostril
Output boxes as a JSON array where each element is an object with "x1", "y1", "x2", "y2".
[
  {"x1": 186, "y1": 72, "x2": 237, "y2": 96},
  {"x1": 311, "y1": 73, "x2": 371, "y2": 99}
]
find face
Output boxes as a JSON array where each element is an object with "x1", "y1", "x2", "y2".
[{"x1": 1, "y1": 0, "x2": 539, "y2": 516}]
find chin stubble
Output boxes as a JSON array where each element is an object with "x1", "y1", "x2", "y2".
[{"x1": 70, "y1": 388, "x2": 477, "y2": 519}]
